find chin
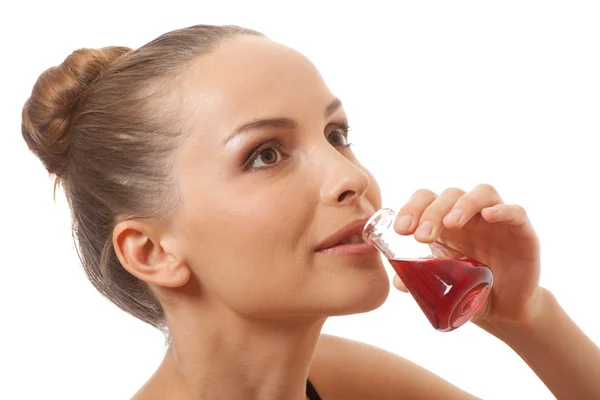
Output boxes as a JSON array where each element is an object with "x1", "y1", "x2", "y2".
[{"x1": 328, "y1": 265, "x2": 391, "y2": 317}]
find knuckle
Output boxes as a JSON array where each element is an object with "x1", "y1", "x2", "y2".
[
  {"x1": 441, "y1": 187, "x2": 466, "y2": 199},
  {"x1": 412, "y1": 188, "x2": 436, "y2": 199},
  {"x1": 475, "y1": 183, "x2": 498, "y2": 196}
]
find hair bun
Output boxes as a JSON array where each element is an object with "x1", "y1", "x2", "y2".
[{"x1": 21, "y1": 46, "x2": 131, "y2": 180}]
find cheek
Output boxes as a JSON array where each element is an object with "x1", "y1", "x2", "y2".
[
  {"x1": 193, "y1": 193, "x2": 300, "y2": 261},
  {"x1": 178, "y1": 177, "x2": 316, "y2": 312}
]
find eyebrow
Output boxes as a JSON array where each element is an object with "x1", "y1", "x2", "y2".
[{"x1": 224, "y1": 98, "x2": 343, "y2": 144}]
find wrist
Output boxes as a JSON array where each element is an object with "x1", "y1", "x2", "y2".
[{"x1": 476, "y1": 287, "x2": 556, "y2": 342}]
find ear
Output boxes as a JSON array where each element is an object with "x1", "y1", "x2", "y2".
[{"x1": 112, "y1": 220, "x2": 190, "y2": 288}]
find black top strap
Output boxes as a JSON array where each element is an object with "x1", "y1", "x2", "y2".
[{"x1": 306, "y1": 379, "x2": 322, "y2": 400}]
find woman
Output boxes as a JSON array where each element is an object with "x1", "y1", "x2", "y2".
[{"x1": 21, "y1": 24, "x2": 600, "y2": 399}]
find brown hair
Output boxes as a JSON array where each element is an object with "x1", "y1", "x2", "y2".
[{"x1": 21, "y1": 24, "x2": 264, "y2": 333}]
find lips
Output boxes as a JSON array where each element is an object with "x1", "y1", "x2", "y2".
[
  {"x1": 336, "y1": 233, "x2": 363, "y2": 245},
  {"x1": 316, "y1": 218, "x2": 370, "y2": 251}
]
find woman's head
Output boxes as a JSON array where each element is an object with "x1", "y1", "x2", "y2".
[{"x1": 22, "y1": 24, "x2": 389, "y2": 333}]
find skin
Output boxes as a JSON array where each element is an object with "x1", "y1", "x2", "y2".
[{"x1": 111, "y1": 35, "x2": 600, "y2": 399}]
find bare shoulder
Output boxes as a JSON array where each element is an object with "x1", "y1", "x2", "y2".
[{"x1": 309, "y1": 334, "x2": 480, "y2": 400}]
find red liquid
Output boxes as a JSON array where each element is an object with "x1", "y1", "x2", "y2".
[{"x1": 390, "y1": 257, "x2": 493, "y2": 332}]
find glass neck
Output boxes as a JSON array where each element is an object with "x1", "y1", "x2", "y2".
[
  {"x1": 362, "y1": 208, "x2": 397, "y2": 259},
  {"x1": 363, "y1": 208, "x2": 468, "y2": 261}
]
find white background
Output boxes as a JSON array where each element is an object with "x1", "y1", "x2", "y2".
[{"x1": 1, "y1": 1, "x2": 599, "y2": 399}]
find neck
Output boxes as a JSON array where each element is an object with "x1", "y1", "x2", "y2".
[{"x1": 152, "y1": 305, "x2": 326, "y2": 400}]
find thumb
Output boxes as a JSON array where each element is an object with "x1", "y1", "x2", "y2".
[{"x1": 393, "y1": 274, "x2": 409, "y2": 293}]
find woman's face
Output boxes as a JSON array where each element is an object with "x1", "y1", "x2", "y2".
[{"x1": 169, "y1": 35, "x2": 389, "y2": 319}]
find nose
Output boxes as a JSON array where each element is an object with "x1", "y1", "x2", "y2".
[{"x1": 319, "y1": 149, "x2": 371, "y2": 207}]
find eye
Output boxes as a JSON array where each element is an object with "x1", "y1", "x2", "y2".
[
  {"x1": 249, "y1": 146, "x2": 283, "y2": 169},
  {"x1": 326, "y1": 125, "x2": 350, "y2": 147}
]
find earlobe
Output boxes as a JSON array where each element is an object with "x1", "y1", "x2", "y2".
[{"x1": 112, "y1": 220, "x2": 190, "y2": 288}]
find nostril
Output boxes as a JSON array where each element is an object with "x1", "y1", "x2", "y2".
[{"x1": 337, "y1": 190, "x2": 355, "y2": 203}]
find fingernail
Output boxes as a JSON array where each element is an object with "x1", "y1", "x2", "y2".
[
  {"x1": 486, "y1": 206, "x2": 499, "y2": 213},
  {"x1": 415, "y1": 221, "x2": 433, "y2": 238},
  {"x1": 445, "y1": 209, "x2": 463, "y2": 224},
  {"x1": 395, "y1": 215, "x2": 412, "y2": 232}
]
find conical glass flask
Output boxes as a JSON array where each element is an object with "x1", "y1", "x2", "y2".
[{"x1": 363, "y1": 208, "x2": 494, "y2": 332}]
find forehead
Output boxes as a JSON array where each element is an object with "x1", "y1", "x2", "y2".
[{"x1": 178, "y1": 35, "x2": 335, "y2": 137}]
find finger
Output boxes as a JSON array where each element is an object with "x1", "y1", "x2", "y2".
[
  {"x1": 394, "y1": 189, "x2": 437, "y2": 235},
  {"x1": 481, "y1": 203, "x2": 529, "y2": 227},
  {"x1": 443, "y1": 183, "x2": 504, "y2": 229},
  {"x1": 481, "y1": 204, "x2": 537, "y2": 242},
  {"x1": 393, "y1": 274, "x2": 409, "y2": 293},
  {"x1": 414, "y1": 187, "x2": 466, "y2": 242}
]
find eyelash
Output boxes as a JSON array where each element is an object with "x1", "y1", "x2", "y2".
[
  {"x1": 332, "y1": 122, "x2": 352, "y2": 148},
  {"x1": 243, "y1": 122, "x2": 352, "y2": 171}
]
